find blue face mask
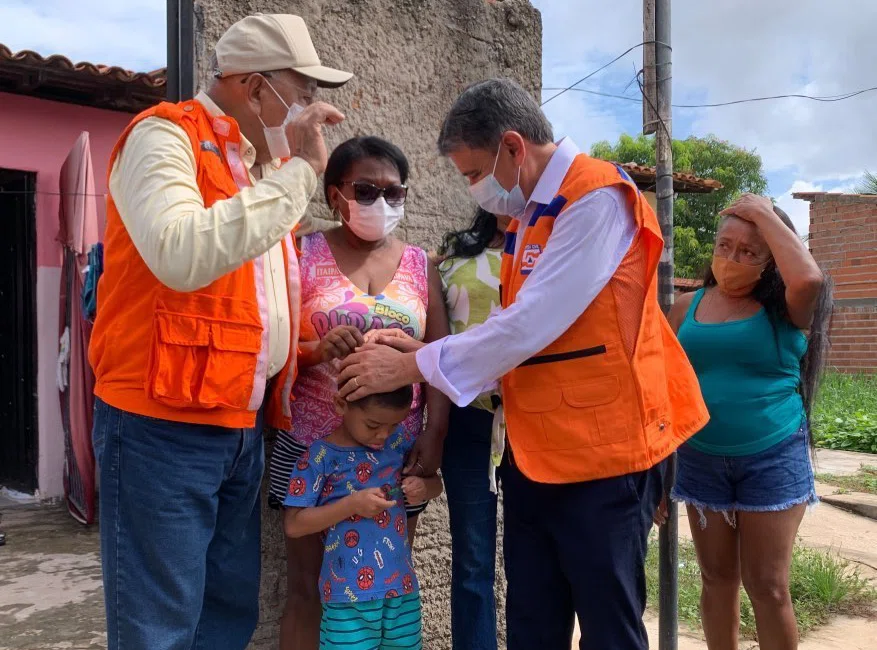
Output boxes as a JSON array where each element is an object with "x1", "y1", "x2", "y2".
[{"x1": 468, "y1": 141, "x2": 527, "y2": 217}]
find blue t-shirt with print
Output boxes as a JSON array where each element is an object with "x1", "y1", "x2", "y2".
[{"x1": 283, "y1": 429, "x2": 419, "y2": 604}]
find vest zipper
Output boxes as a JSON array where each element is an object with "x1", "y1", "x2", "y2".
[{"x1": 519, "y1": 344, "x2": 607, "y2": 368}]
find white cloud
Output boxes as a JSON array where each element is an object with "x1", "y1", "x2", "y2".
[
  {"x1": 4, "y1": 0, "x2": 873, "y2": 191},
  {"x1": 0, "y1": 0, "x2": 165, "y2": 71},
  {"x1": 673, "y1": 1, "x2": 877, "y2": 180},
  {"x1": 776, "y1": 178, "x2": 860, "y2": 236},
  {"x1": 775, "y1": 181, "x2": 822, "y2": 236},
  {"x1": 533, "y1": 0, "x2": 877, "y2": 184},
  {"x1": 540, "y1": 87, "x2": 631, "y2": 153}
]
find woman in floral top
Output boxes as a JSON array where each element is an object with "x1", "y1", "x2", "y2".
[
  {"x1": 271, "y1": 136, "x2": 450, "y2": 650},
  {"x1": 436, "y1": 208, "x2": 508, "y2": 650}
]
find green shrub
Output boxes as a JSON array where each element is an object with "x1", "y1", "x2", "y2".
[
  {"x1": 816, "y1": 466, "x2": 877, "y2": 495},
  {"x1": 645, "y1": 539, "x2": 877, "y2": 638},
  {"x1": 812, "y1": 373, "x2": 877, "y2": 454}
]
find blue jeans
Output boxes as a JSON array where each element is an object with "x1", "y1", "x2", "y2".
[
  {"x1": 92, "y1": 399, "x2": 264, "y2": 650},
  {"x1": 441, "y1": 405, "x2": 498, "y2": 650},
  {"x1": 672, "y1": 423, "x2": 818, "y2": 528}
]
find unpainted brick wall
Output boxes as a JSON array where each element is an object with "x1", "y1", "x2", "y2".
[
  {"x1": 193, "y1": 1, "x2": 542, "y2": 648},
  {"x1": 806, "y1": 193, "x2": 877, "y2": 373}
]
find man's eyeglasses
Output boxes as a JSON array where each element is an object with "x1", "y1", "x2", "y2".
[{"x1": 340, "y1": 181, "x2": 408, "y2": 207}]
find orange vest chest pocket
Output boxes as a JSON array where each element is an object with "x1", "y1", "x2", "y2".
[
  {"x1": 507, "y1": 374, "x2": 629, "y2": 451},
  {"x1": 149, "y1": 310, "x2": 263, "y2": 411}
]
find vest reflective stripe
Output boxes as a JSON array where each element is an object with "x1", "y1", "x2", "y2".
[
  {"x1": 279, "y1": 233, "x2": 301, "y2": 420},
  {"x1": 247, "y1": 252, "x2": 271, "y2": 412},
  {"x1": 214, "y1": 128, "x2": 276, "y2": 415}
]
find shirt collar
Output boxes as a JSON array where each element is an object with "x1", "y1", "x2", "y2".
[
  {"x1": 527, "y1": 137, "x2": 580, "y2": 206},
  {"x1": 195, "y1": 91, "x2": 259, "y2": 171}
]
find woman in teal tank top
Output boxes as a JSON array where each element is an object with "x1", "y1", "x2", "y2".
[{"x1": 655, "y1": 194, "x2": 832, "y2": 650}]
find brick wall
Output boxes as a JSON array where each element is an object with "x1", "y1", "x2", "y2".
[{"x1": 797, "y1": 192, "x2": 877, "y2": 373}]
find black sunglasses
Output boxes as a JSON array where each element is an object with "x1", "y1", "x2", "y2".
[{"x1": 340, "y1": 181, "x2": 408, "y2": 207}]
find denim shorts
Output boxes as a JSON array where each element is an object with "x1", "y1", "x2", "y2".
[{"x1": 671, "y1": 423, "x2": 817, "y2": 528}]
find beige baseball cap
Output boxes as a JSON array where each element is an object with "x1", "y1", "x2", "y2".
[{"x1": 213, "y1": 14, "x2": 353, "y2": 88}]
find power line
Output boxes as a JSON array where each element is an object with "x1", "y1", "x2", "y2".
[
  {"x1": 636, "y1": 71, "x2": 672, "y2": 141},
  {"x1": 540, "y1": 41, "x2": 669, "y2": 107},
  {"x1": 673, "y1": 86, "x2": 877, "y2": 108},
  {"x1": 541, "y1": 82, "x2": 877, "y2": 108}
]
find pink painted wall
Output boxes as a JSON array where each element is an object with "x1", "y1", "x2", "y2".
[
  {"x1": 0, "y1": 92, "x2": 130, "y2": 266},
  {"x1": 1, "y1": 92, "x2": 133, "y2": 497}
]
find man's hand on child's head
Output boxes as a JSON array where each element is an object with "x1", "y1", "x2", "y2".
[
  {"x1": 347, "y1": 488, "x2": 394, "y2": 518},
  {"x1": 362, "y1": 328, "x2": 426, "y2": 354}
]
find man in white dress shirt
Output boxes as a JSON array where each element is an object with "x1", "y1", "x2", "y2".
[{"x1": 338, "y1": 78, "x2": 708, "y2": 649}]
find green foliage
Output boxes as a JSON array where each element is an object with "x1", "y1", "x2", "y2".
[
  {"x1": 591, "y1": 134, "x2": 769, "y2": 278},
  {"x1": 853, "y1": 170, "x2": 877, "y2": 195},
  {"x1": 816, "y1": 466, "x2": 877, "y2": 495},
  {"x1": 812, "y1": 373, "x2": 877, "y2": 454},
  {"x1": 673, "y1": 226, "x2": 713, "y2": 280},
  {"x1": 815, "y1": 413, "x2": 877, "y2": 454},
  {"x1": 645, "y1": 538, "x2": 877, "y2": 638}
]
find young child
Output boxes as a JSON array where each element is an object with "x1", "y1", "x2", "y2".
[{"x1": 284, "y1": 384, "x2": 443, "y2": 650}]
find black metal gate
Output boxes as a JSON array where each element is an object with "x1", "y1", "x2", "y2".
[{"x1": 0, "y1": 169, "x2": 38, "y2": 493}]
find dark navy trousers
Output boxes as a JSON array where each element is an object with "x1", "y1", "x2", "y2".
[{"x1": 500, "y1": 454, "x2": 666, "y2": 650}]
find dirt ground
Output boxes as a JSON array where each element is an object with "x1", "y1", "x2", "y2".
[{"x1": 1, "y1": 449, "x2": 875, "y2": 650}]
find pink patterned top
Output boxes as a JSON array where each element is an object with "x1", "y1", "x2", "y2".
[{"x1": 290, "y1": 232, "x2": 429, "y2": 445}]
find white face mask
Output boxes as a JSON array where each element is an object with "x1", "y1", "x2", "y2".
[
  {"x1": 468, "y1": 141, "x2": 527, "y2": 217},
  {"x1": 343, "y1": 197, "x2": 404, "y2": 241},
  {"x1": 258, "y1": 79, "x2": 306, "y2": 160}
]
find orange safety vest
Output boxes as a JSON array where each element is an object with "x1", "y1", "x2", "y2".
[
  {"x1": 500, "y1": 154, "x2": 708, "y2": 484},
  {"x1": 89, "y1": 100, "x2": 300, "y2": 431}
]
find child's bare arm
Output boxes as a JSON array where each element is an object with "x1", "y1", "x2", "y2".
[{"x1": 284, "y1": 488, "x2": 394, "y2": 538}]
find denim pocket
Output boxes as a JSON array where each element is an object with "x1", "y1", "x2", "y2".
[{"x1": 91, "y1": 399, "x2": 109, "y2": 465}]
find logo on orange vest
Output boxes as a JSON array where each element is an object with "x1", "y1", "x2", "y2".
[
  {"x1": 521, "y1": 244, "x2": 542, "y2": 275},
  {"x1": 200, "y1": 141, "x2": 222, "y2": 158}
]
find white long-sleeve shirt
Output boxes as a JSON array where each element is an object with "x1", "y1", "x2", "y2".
[
  {"x1": 416, "y1": 138, "x2": 636, "y2": 406},
  {"x1": 109, "y1": 92, "x2": 334, "y2": 378}
]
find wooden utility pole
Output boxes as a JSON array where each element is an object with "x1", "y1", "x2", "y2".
[
  {"x1": 642, "y1": 0, "x2": 658, "y2": 135},
  {"x1": 646, "y1": 0, "x2": 679, "y2": 648}
]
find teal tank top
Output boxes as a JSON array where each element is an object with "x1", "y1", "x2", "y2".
[{"x1": 677, "y1": 289, "x2": 808, "y2": 456}]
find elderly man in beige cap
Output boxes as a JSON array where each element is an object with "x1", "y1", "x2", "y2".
[{"x1": 88, "y1": 14, "x2": 351, "y2": 650}]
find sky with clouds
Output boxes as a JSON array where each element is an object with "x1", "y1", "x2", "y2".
[{"x1": 2, "y1": 0, "x2": 874, "y2": 234}]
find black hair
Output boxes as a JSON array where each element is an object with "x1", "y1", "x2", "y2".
[
  {"x1": 349, "y1": 384, "x2": 414, "y2": 411},
  {"x1": 439, "y1": 208, "x2": 499, "y2": 259},
  {"x1": 323, "y1": 136, "x2": 410, "y2": 205},
  {"x1": 703, "y1": 205, "x2": 833, "y2": 423}
]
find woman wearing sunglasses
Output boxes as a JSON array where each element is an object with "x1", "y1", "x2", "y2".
[{"x1": 268, "y1": 136, "x2": 450, "y2": 650}]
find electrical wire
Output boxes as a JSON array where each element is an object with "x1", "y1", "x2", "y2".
[
  {"x1": 540, "y1": 40, "x2": 669, "y2": 107},
  {"x1": 541, "y1": 39, "x2": 877, "y2": 110},
  {"x1": 636, "y1": 71, "x2": 671, "y2": 139},
  {"x1": 541, "y1": 82, "x2": 877, "y2": 108}
]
